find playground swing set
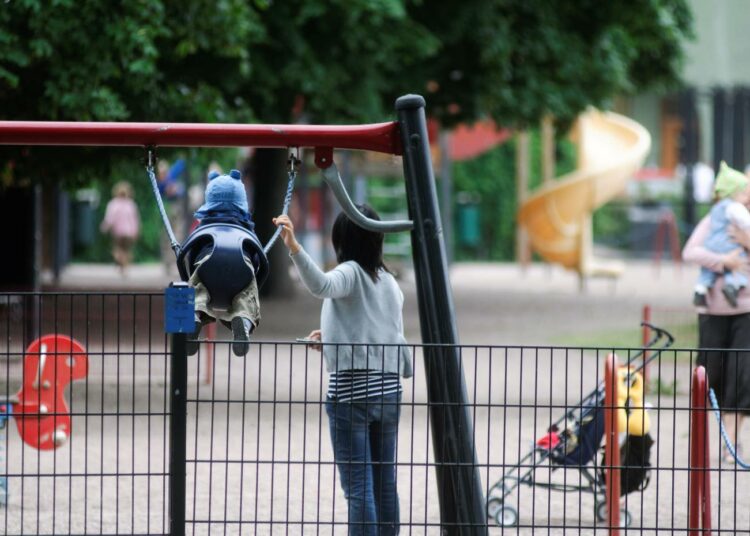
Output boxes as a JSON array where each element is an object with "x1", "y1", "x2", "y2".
[{"x1": 0, "y1": 95, "x2": 490, "y2": 532}]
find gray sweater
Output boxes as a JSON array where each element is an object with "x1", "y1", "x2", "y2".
[{"x1": 290, "y1": 248, "x2": 412, "y2": 378}]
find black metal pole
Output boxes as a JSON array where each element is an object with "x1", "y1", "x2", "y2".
[
  {"x1": 439, "y1": 130, "x2": 454, "y2": 265},
  {"x1": 679, "y1": 89, "x2": 699, "y2": 231},
  {"x1": 169, "y1": 332, "x2": 188, "y2": 536},
  {"x1": 733, "y1": 86, "x2": 747, "y2": 169},
  {"x1": 396, "y1": 94, "x2": 487, "y2": 534},
  {"x1": 712, "y1": 87, "x2": 726, "y2": 175}
]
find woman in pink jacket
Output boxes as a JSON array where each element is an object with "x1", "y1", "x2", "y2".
[
  {"x1": 683, "y1": 207, "x2": 750, "y2": 464},
  {"x1": 100, "y1": 181, "x2": 140, "y2": 274}
]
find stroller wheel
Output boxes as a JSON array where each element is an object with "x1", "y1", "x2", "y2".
[
  {"x1": 595, "y1": 501, "x2": 633, "y2": 527},
  {"x1": 595, "y1": 501, "x2": 607, "y2": 522},
  {"x1": 622, "y1": 509, "x2": 633, "y2": 528},
  {"x1": 487, "y1": 498, "x2": 518, "y2": 527}
]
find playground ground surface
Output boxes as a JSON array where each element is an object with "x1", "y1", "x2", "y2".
[
  {"x1": 0, "y1": 258, "x2": 744, "y2": 534},
  {"x1": 45, "y1": 256, "x2": 695, "y2": 346}
]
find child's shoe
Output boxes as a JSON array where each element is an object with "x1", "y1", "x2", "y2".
[
  {"x1": 187, "y1": 316, "x2": 202, "y2": 356},
  {"x1": 231, "y1": 317, "x2": 254, "y2": 356},
  {"x1": 722, "y1": 285, "x2": 739, "y2": 307},
  {"x1": 693, "y1": 291, "x2": 708, "y2": 306}
]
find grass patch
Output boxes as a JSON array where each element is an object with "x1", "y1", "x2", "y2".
[{"x1": 552, "y1": 323, "x2": 698, "y2": 352}]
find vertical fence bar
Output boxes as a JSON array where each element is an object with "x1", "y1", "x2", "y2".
[
  {"x1": 396, "y1": 94, "x2": 487, "y2": 534},
  {"x1": 641, "y1": 305, "x2": 651, "y2": 388},
  {"x1": 204, "y1": 322, "x2": 216, "y2": 385},
  {"x1": 689, "y1": 366, "x2": 712, "y2": 534},
  {"x1": 701, "y1": 381, "x2": 712, "y2": 534},
  {"x1": 0, "y1": 404, "x2": 7, "y2": 506},
  {"x1": 166, "y1": 282, "x2": 194, "y2": 536},
  {"x1": 169, "y1": 332, "x2": 188, "y2": 536},
  {"x1": 689, "y1": 366, "x2": 702, "y2": 532},
  {"x1": 604, "y1": 353, "x2": 621, "y2": 534}
]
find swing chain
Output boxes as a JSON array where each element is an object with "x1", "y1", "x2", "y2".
[
  {"x1": 262, "y1": 148, "x2": 299, "y2": 254},
  {"x1": 284, "y1": 148, "x2": 299, "y2": 211},
  {"x1": 287, "y1": 147, "x2": 300, "y2": 174},
  {"x1": 144, "y1": 145, "x2": 181, "y2": 257},
  {"x1": 146, "y1": 145, "x2": 157, "y2": 172}
]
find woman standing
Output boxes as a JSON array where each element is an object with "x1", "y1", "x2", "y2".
[
  {"x1": 274, "y1": 207, "x2": 412, "y2": 535},
  {"x1": 683, "y1": 200, "x2": 750, "y2": 463}
]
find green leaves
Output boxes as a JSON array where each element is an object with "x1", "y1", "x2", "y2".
[
  {"x1": 0, "y1": 0, "x2": 693, "y2": 186},
  {"x1": 404, "y1": 0, "x2": 693, "y2": 128}
]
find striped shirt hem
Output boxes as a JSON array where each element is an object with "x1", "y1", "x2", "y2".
[{"x1": 327, "y1": 370, "x2": 402, "y2": 402}]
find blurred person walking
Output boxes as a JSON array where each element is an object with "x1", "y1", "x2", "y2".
[{"x1": 100, "y1": 181, "x2": 140, "y2": 275}]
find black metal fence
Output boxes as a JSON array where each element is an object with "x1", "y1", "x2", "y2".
[{"x1": 1, "y1": 292, "x2": 749, "y2": 534}]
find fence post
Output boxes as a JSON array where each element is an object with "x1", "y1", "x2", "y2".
[
  {"x1": 604, "y1": 353, "x2": 621, "y2": 535},
  {"x1": 169, "y1": 332, "x2": 188, "y2": 536},
  {"x1": 0, "y1": 404, "x2": 8, "y2": 506},
  {"x1": 702, "y1": 389, "x2": 712, "y2": 533},
  {"x1": 165, "y1": 282, "x2": 194, "y2": 536},
  {"x1": 689, "y1": 366, "x2": 712, "y2": 534},
  {"x1": 396, "y1": 95, "x2": 487, "y2": 534}
]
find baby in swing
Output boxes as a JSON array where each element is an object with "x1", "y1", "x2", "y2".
[{"x1": 187, "y1": 169, "x2": 260, "y2": 356}]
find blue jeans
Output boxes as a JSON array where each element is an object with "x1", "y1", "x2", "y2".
[{"x1": 326, "y1": 394, "x2": 401, "y2": 535}]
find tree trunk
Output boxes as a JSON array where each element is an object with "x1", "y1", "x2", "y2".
[
  {"x1": 244, "y1": 148, "x2": 295, "y2": 298},
  {"x1": 0, "y1": 186, "x2": 40, "y2": 290}
]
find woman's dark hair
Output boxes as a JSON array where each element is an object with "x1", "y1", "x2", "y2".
[{"x1": 332, "y1": 204, "x2": 388, "y2": 282}]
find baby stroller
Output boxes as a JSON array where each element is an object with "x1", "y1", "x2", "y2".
[{"x1": 486, "y1": 323, "x2": 674, "y2": 527}]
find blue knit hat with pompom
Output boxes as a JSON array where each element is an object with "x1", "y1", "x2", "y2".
[{"x1": 195, "y1": 169, "x2": 249, "y2": 214}]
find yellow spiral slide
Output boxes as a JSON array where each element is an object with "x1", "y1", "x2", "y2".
[{"x1": 517, "y1": 110, "x2": 651, "y2": 277}]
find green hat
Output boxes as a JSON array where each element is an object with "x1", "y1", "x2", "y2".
[{"x1": 714, "y1": 161, "x2": 748, "y2": 198}]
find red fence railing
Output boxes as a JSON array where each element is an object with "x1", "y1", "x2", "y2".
[{"x1": 689, "y1": 366, "x2": 712, "y2": 534}]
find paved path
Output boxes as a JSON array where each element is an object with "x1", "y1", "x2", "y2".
[{"x1": 44, "y1": 259, "x2": 694, "y2": 345}]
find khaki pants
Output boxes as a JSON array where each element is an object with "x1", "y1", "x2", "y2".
[{"x1": 189, "y1": 256, "x2": 261, "y2": 327}]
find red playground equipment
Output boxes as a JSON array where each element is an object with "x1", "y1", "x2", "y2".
[{"x1": 0, "y1": 334, "x2": 89, "y2": 504}]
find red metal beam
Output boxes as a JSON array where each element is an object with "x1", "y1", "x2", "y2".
[{"x1": 0, "y1": 120, "x2": 403, "y2": 155}]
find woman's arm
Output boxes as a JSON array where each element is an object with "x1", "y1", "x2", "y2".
[
  {"x1": 683, "y1": 215, "x2": 745, "y2": 272},
  {"x1": 273, "y1": 214, "x2": 355, "y2": 299},
  {"x1": 291, "y1": 248, "x2": 356, "y2": 299}
]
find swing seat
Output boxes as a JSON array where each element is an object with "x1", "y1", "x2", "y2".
[{"x1": 177, "y1": 223, "x2": 269, "y2": 312}]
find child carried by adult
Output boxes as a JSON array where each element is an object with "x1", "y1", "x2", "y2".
[{"x1": 693, "y1": 161, "x2": 750, "y2": 308}]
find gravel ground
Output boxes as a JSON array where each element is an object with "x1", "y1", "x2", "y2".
[{"x1": 1, "y1": 259, "x2": 748, "y2": 534}]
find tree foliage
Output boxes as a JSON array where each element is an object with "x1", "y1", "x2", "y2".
[
  {"x1": 0, "y1": 0, "x2": 264, "y2": 122},
  {"x1": 403, "y1": 0, "x2": 694, "y2": 128},
  {"x1": 0, "y1": 0, "x2": 692, "y2": 184},
  {"x1": 0, "y1": 0, "x2": 694, "y2": 292},
  {"x1": 0, "y1": 0, "x2": 265, "y2": 184}
]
